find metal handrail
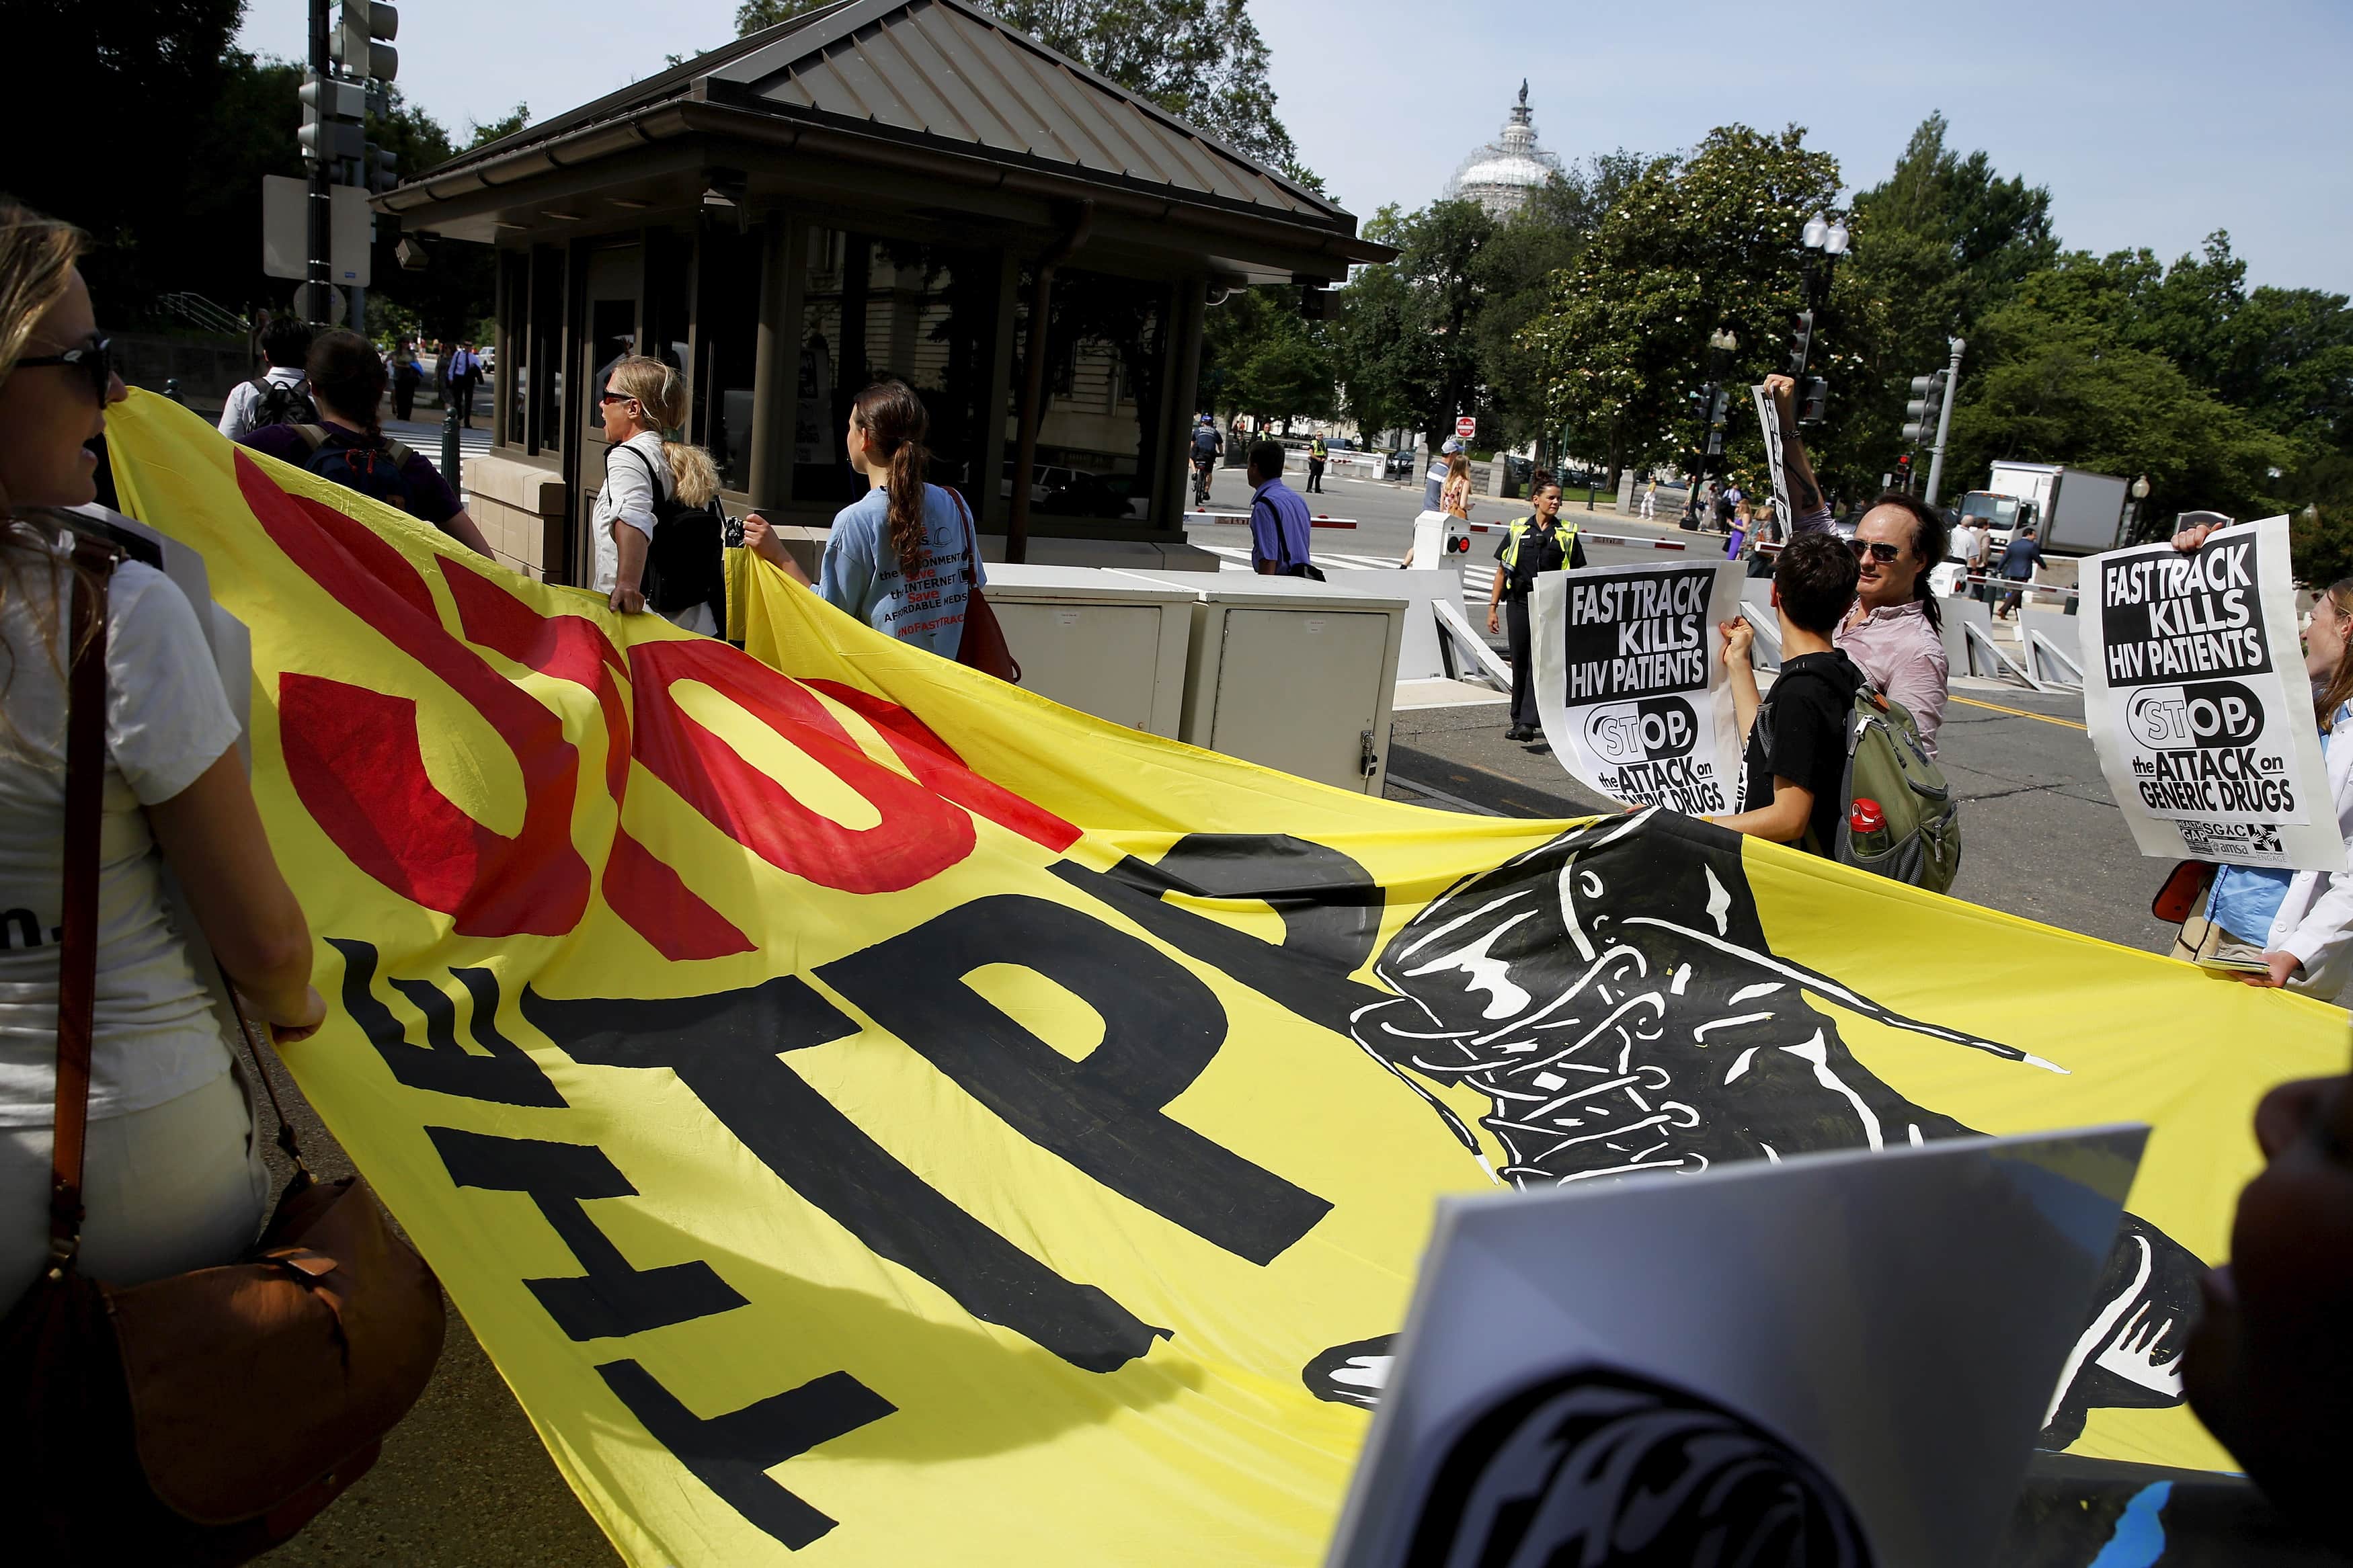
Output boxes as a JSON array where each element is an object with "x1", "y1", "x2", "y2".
[{"x1": 149, "y1": 292, "x2": 247, "y2": 337}]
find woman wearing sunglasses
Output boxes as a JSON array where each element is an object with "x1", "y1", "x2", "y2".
[
  {"x1": 0, "y1": 199, "x2": 324, "y2": 1303},
  {"x1": 1831, "y1": 491, "x2": 1952, "y2": 758}
]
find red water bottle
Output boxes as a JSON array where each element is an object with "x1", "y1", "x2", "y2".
[{"x1": 1849, "y1": 797, "x2": 1886, "y2": 835}]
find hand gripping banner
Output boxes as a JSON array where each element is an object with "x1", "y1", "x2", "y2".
[{"x1": 103, "y1": 392, "x2": 2347, "y2": 1567}]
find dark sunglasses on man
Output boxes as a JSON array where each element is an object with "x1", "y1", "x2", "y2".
[
  {"x1": 1848, "y1": 538, "x2": 1903, "y2": 564},
  {"x1": 16, "y1": 335, "x2": 113, "y2": 403}
]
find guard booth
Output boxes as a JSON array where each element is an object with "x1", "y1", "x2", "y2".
[{"x1": 373, "y1": 0, "x2": 1388, "y2": 584}]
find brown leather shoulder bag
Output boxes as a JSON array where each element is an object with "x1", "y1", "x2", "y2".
[
  {"x1": 0, "y1": 530, "x2": 445, "y2": 1565},
  {"x1": 945, "y1": 487, "x2": 1022, "y2": 684}
]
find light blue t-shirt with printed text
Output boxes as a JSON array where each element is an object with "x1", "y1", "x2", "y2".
[{"x1": 816, "y1": 484, "x2": 986, "y2": 660}]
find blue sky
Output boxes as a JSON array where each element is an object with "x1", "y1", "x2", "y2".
[{"x1": 239, "y1": 0, "x2": 2353, "y2": 293}]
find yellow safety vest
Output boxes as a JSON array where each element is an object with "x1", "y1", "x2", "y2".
[
  {"x1": 1310, "y1": 440, "x2": 1327, "y2": 459},
  {"x1": 1500, "y1": 516, "x2": 1578, "y2": 574}
]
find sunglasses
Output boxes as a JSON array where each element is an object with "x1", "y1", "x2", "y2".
[
  {"x1": 1848, "y1": 538, "x2": 1903, "y2": 564},
  {"x1": 17, "y1": 336, "x2": 113, "y2": 403},
  {"x1": 600, "y1": 390, "x2": 635, "y2": 405}
]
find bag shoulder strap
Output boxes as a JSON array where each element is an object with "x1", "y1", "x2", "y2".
[
  {"x1": 612, "y1": 441, "x2": 670, "y2": 507},
  {"x1": 947, "y1": 486, "x2": 980, "y2": 585},
  {"x1": 48, "y1": 532, "x2": 123, "y2": 1274},
  {"x1": 292, "y1": 423, "x2": 330, "y2": 453},
  {"x1": 381, "y1": 436, "x2": 416, "y2": 466}
]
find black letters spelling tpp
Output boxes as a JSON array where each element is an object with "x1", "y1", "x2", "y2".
[
  {"x1": 522, "y1": 974, "x2": 1172, "y2": 1374},
  {"x1": 426, "y1": 1128, "x2": 749, "y2": 1341},
  {"x1": 329, "y1": 938, "x2": 564, "y2": 1106},
  {"x1": 820, "y1": 895, "x2": 1332, "y2": 1267}
]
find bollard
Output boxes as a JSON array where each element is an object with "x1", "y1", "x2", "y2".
[
  {"x1": 441, "y1": 401, "x2": 461, "y2": 489},
  {"x1": 162, "y1": 378, "x2": 182, "y2": 406}
]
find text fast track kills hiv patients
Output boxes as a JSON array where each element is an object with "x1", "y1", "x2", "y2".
[
  {"x1": 2100, "y1": 541, "x2": 2264, "y2": 683},
  {"x1": 1560, "y1": 573, "x2": 1712, "y2": 702}
]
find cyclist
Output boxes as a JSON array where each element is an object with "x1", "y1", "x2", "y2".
[{"x1": 1189, "y1": 414, "x2": 1222, "y2": 507}]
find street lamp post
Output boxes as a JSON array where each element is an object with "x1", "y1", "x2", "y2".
[
  {"x1": 1790, "y1": 211, "x2": 1848, "y2": 422},
  {"x1": 1685, "y1": 327, "x2": 1737, "y2": 528},
  {"x1": 2128, "y1": 473, "x2": 2151, "y2": 543}
]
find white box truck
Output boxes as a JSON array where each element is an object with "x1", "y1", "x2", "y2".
[{"x1": 1962, "y1": 462, "x2": 2131, "y2": 556}]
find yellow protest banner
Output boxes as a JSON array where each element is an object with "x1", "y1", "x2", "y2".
[{"x1": 103, "y1": 390, "x2": 2343, "y2": 1567}]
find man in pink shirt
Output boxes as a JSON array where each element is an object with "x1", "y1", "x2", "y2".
[{"x1": 1833, "y1": 491, "x2": 1952, "y2": 757}]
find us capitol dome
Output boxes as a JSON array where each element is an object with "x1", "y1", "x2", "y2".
[{"x1": 1445, "y1": 80, "x2": 1564, "y2": 219}]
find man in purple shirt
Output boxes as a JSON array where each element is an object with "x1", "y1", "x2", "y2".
[{"x1": 1246, "y1": 440, "x2": 1316, "y2": 577}]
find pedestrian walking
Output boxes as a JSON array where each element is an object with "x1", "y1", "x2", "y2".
[
  {"x1": 1834, "y1": 491, "x2": 1952, "y2": 757},
  {"x1": 390, "y1": 337, "x2": 422, "y2": 421},
  {"x1": 1712, "y1": 532, "x2": 1864, "y2": 853},
  {"x1": 1995, "y1": 524, "x2": 2044, "y2": 618},
  {"x1": 447, "y1": 340, "x2": 482, "y2": 427},
  {"x1": 745, "y1": 379, "x2": 988, "y2": 657},
  {"x1": 579, "y1": 356, "x2": 727, "y2": 633},
  {"x1": 1441, "y1": 449, "x2": 1474, "y2": 522},
  {"x1": 1425, "y1": 437, "x2": 1463, "y2": 513},
  {"x1": 429, "y1": 337, "x2": 451, "y2": 409},
  {"x1": 1640, "y1": 475, "x2": 1657, "y2": 520},
  {"x1": 1726, "y1": 501, "x2": 1749, "y2": 561},
  {"x1": 1485, "y1": 481, "x2": 1587, "y2": 743},
  {"x1": 1948, "y1": 514, "x2": 1988, "y2": 603},
  {"x1": 237, "y1": 329, "x2": 495, "y2": 558},
  {"x1": 216, "y1": 315, "x2": 315, "y2": 441},
  {"x1": 1306, "y1": 433, "x2": 1327, "y2": 494}
]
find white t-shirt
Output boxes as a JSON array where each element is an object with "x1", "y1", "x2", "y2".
[
  {"x1": 1950, "y1": 524, "x2": 1985, "y2": 566},
  {"x1": 591, "y1": 432, "x2": 668, "y2": 596},
  {"x1": 0, "y1": 551, "x2": 244, "y2": 1126}
]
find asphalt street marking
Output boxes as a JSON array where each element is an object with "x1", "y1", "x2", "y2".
[{"x1": 1950, "y1": 694, "x2": 2089, "y2": 731}]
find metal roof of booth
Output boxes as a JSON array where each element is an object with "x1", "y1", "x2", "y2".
[{"x1": 383, "y1": 0, "x2": 1383, "y2": 267}]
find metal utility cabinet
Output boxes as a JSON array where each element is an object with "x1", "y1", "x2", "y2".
[
  {"x1": 978, "y1": 565, "x2": 1195, "y2": 737},
  {"x1": 1117, "y1": 571, "x2": 1407, "y2": 794}
]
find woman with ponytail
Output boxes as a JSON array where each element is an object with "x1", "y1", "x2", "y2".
[
  {"x1": 744, "y1": 378, "x2": 984, "y2": 659},
  {"x1": 1831, "y1": 489, "x2": 1952, "y2": 758},
  {"x1": 2173, "y1": 573, "x2": 2353, "y2": 995},
  {"x1": 594, "y1": 355, "x2": 724, "y2": 632}
]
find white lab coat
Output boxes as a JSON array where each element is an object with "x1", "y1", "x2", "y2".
[{"x1": 2264, "y1": 700, "x2": 2353, "y2": 998}]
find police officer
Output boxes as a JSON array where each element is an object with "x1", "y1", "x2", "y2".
[
  {"x1": 1485, "y1": 481, "x2": 1587, "y2": 742},
  {"x1": 1306, "y1": 433, "x2": 1328, "y2": 494}
]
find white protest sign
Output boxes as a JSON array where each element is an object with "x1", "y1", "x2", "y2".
[
  {"x1": 1751, "y1": 383, "x2": 1794, "y2": 529},
  {"x1": 2080, "y1": 516, "x2": 2339, "y2": 870},
  {"x1": 1533, "y1": 561, "x2": 1745, "y2": 813}
]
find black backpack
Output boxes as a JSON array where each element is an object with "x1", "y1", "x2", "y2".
[
  {"x1": 250, "y1": 376, "x2": 318, "y2": 428},
  {"x1": 293, "y1": 425, "x2": 417, "y2": 513},
  {"x1": 612, "y1": 445, "x2": 725, "y2": 614}
]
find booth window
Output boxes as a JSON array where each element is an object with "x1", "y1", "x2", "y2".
[
  {"x1": 497, "y1": 249, "x2": 526, "y2": 447},
  {"x1": 1006, "y1": 267, "x2": 1169, "y2": 526},
  {"x1": 528, "y1": 245, "x2": 565, "y2": 453},
  {"x1": 795, "y1": 229, "x2": 997, "y2": 512},
  {"x1": 644, "y1": 227, "x2": 692, "y2": 376},
  {"x1": 696, "y1": 224, "x2": 763, "y2": 491}
]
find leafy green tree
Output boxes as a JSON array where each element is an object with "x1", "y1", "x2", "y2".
[
  {"x1": 1948, "y1": 300, "x2": 2293, "y2": 524},
  {"x1": 465, "y1": 103, "x2": 532, "y2": 152},
  {"x1": 737, "y1": 0, "x2": 1300, "y2": 169},
  {"x1": 1330, "y1": 200, "x2": 1496, "y2": 454},
  {"x1": 1518, "y1": 126, "x2": 1840, "y2": 487},
  {"x1": 1829, "y1": 114, "x2": 2055, "y2": 494},
  {"x1": 1200, "y1": 286, "x2": 1332, "y2": 427}
]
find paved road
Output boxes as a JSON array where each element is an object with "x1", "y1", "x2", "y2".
[{"x1": 259, "y1": 468, "x2": 2181, "y2": 1565}]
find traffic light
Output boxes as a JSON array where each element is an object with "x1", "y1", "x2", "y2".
[
  {"x1": 1902, "y1": 370, "x2": 1948, "y2": 444},
  {"x1": 364, "y1": 143, "x2": 400, "y2": 194},
  {"x1": 1708, "y1": 387, "x2": 1731, "y2": 427},
  {"x1": 1797, "y1": 375, "x2": 1829, "y2": 424},
  {"x1": 1895, "y1": 453, "x2": 1914, "y2": 493},
  {"x1": 1787, "y1": 309, "x2": 1814, "y2": 376},
  {"x1": 297, "y1": 75, "x2": 366, "y2": 163},
  {"x1": 335, "y1": 1, "x2": 399, "y2": 82}
]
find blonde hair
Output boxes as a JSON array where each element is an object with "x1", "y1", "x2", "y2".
[
  {"x1": 606, "y1": 356, "x2": 719, "y2": 508},
  {"x1": 0, "y1": 197, "x2": 97, "y2": 737}
]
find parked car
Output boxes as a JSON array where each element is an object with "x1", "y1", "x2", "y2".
[{"x1": 1384, "y1": 448, "x2": 1419, "y2": 481}]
